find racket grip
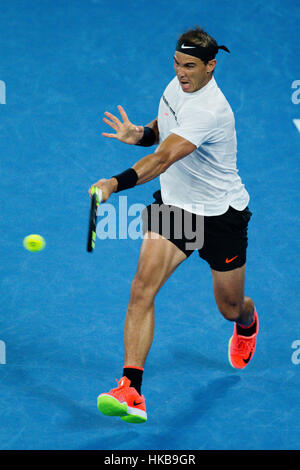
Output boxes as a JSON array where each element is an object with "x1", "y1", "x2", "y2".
[{"x1": 91, "y1": 186, "x2": 103, "y2": 204}]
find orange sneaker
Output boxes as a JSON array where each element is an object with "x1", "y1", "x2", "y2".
[
  {"x1": 228, "y1": 309, "x2": 259, "y2": 369},
  {"x1": 97, "y1": 376, "x2": 147, "y2": 423}
]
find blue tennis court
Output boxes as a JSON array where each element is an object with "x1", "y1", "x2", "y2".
[{"x1": 0, "y1": 0, "x2": 299, "y2": 450}]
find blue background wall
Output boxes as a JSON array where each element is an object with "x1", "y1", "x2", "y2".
[{"x1": 0, "y1": 0, "x2": 299, "y2": 449}]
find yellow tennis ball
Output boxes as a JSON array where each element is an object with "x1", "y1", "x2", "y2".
[{"x1": 23, "y1": 234, "x2": 45, "y2": 252}]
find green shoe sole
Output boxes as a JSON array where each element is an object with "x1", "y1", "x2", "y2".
[
  {"x1": 97, "y1": 395, "x2": 128, "y2": 416},
  {"x1": 121, "y1": 414, "x2": 147, "y2": 424},
  {"x1": 97, "y1": 395, "x2": 147, "y2": 423}
]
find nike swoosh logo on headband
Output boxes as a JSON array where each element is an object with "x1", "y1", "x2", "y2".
[{"x1": 181, "y1": 44, "x2": 196, "y2": 49}]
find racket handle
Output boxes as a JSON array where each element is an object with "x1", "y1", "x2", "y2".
[{"x1": 91, "y1": 186, "x2": 103, "y2": 205}]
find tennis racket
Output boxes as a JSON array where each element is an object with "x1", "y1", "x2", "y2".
[{"x1": 87, "y1": 186, "x2": 102, "y2": 252}]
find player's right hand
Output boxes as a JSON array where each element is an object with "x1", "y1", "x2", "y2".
[
  {"x1": 88, "y1": 178, "x2": 118, "y2": 203},
  {"x1": 102, "y1": 105, "x2": 144, "y2": 145}
]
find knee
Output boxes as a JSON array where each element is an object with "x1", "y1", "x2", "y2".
[
  {"x1": 217, "y1": 299, "x2": 242, "y2": 322},
  {"x1": 129, "y1": 275, "x2": 156, "y2": 307}
]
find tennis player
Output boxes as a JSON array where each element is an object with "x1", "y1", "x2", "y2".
[{"x1": 91, "y1": 27, "x2": 259, "y2": 424}]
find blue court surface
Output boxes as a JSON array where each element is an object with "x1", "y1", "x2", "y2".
[{"x1": 0, "y1": 0, "x2": 299, "y2": 450}]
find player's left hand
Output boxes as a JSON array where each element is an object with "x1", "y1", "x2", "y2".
[
  {"x1": 102, "y1": 105, "x2": 144, "y2": 145},
  {"x1": 88, "y1": 178, "x2": 118, "y2": 202}
]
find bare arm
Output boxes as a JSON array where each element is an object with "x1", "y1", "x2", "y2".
[
  {"x1": 89, "y1": 133, "x2": 196, "y2": 201},
  {"x1": 132, "y1": 133, "x2": 196, "y2": 184}
]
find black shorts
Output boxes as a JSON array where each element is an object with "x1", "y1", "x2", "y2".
[{"x1": 142, "y1": 190, "x2": 252, "y2": 272}]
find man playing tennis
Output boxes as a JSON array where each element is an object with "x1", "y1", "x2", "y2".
[{"x1": 90, "y1": 27, "x2": 259, "y2": 424}]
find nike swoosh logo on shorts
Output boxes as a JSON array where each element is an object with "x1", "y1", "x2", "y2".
[
  {"x1": 181, "y1": 44, "x2": 196, "y2": 49},
  {"x1": 226, "y1": 255, "x2": 239, "y2": 264}
]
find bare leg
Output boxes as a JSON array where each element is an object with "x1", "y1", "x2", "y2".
[
  {"x1": 124, "y1": 232, "x2": 187, "y2": 367},
  {"x1": 211, "y1": 264, "x2": 255, "y2": 325}
]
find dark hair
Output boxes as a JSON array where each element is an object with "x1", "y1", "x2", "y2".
[{"x1": 178, "y1": 26, "x2": 218, "y2": 64}]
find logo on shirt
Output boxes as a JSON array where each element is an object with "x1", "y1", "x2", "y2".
[{"x1": 162, "y1": 95, "x2": 177, "y2": 122}]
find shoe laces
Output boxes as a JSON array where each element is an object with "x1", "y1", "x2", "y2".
[{"x1": 110, "y1": 377, "x2": 129, "y2": 392}]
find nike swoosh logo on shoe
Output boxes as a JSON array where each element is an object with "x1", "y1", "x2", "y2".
[
  {"x1": 243, "y1": 351, "x2": 253, "y2": 364},
  {"x1": 133, "y1": 400, "x2": 143, "y2": 406}
]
